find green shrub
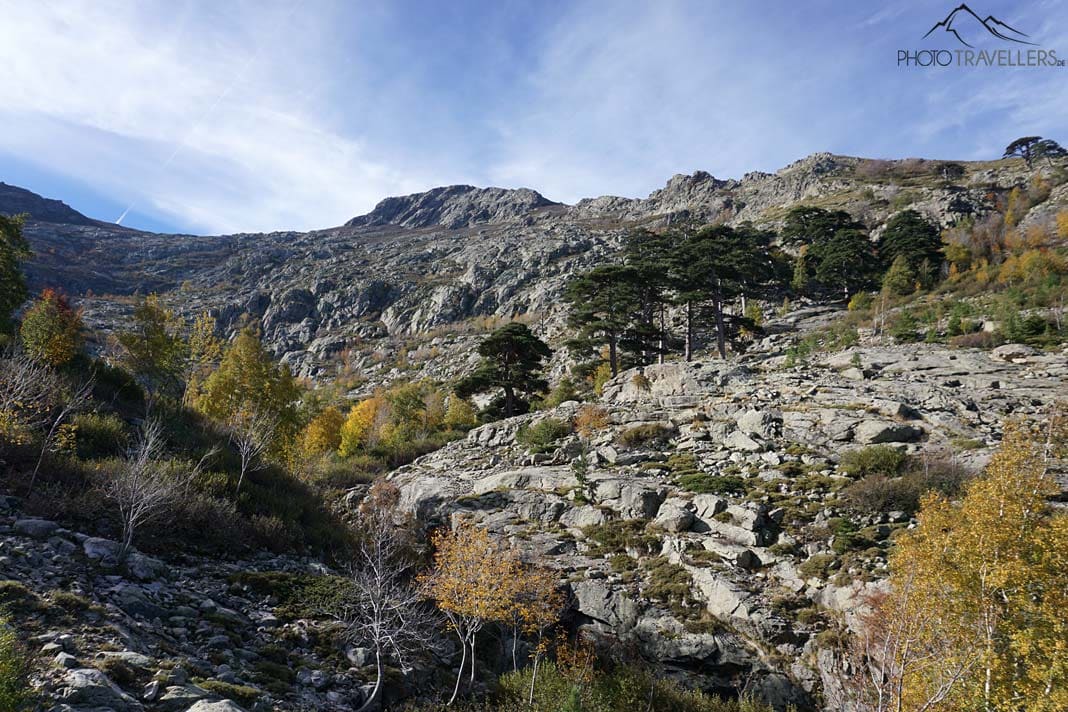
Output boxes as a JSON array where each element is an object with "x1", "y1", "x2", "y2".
[
  {"x1": 72, "y1": 412, "x2": 127, "y2": 459},
  {"x1": 0, "y1": 612, "x2": 32, "y2": 711},
  {"x1": 516, "y1": 418, "x2": 573, "y2": 454},
  {"x1": 198, "y1": 680, "x2": 262, "y2": 707},
  {"x1": 96, "y1": 657, "x2": 144, "y2": 690},
  {"x1": 304, "y1": 456, "x2": 379, "y2": 490},
  {"x1": 889, "y1": 311, "x2": 920, "y2": 342},
  {"x1": 798, "y1": 553, "x2": 837, "y2": 579},
  {"x1": 49, "y1": 591, "x2": 90, "y2": 613},
  {"x1": 0, "y1": 582, "x2": 39, "y2": 614},
  {"x1": 839, "y1": 445, "x2": 907, "y2": 477},
  {"x1": 583, "y1": 520, "x2": 661, "y2": 556},
  {"x1": 228, "y1": 571, "x2": 356, "y2": 621},
  {"x1": 252, "y1": 659, "x2": 295, "y2": 686},
  {"x1": 676, "y1": 473, "x2": 748, "y2": 495},
  {"x1": 643, "y1": 557, "x2": 698, "y2": 619},
  {"x1": 827, "y1": 518, "x2": 872, "y2": 554},
  {"x1": 617, "y1": 423, "x2": 674, "y2": 448}
]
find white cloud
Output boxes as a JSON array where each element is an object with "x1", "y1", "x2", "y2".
[{"x1": 0, "y1": 0, "x2": 425, "y2": 233}]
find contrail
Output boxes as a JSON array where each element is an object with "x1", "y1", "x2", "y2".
[{"x1": 115, "y1": 0, "x2": 304, "y2": 226}]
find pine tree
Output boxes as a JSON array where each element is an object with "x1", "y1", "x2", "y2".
[
  {"x1": 454, "y1": 323, "x2": 551, "y2": 418},
  {"x1": 677, "y1": 224, "x2": 777, "y2": 359},
  {"x1": 563, "y1": 265, "x2": 641, "y2": 376},
  {"x1": 879, "y1": 210, "x2": 943, "y2": 287},
  {"x1": 621, "y1": 228, "x2": 676, "y2": 365},
  {"x1": 882, "y1": 254, "x2": 917, "y2": 296},
  {"x1": 781, "y1": 206, "x2": 875, "y2": 297},
  {"x1": 810, "y1": 227, "x2": 879, "y2": 297}
]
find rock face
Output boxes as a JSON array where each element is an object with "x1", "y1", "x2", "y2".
[{"x1": 345, "y1": 185, "x2": 561, "y2": 229}]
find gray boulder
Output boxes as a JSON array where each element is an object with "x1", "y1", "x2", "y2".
[
  {"x1": 185, "y1": 701, "x2": 247, "y2": 712},
  {"x1": 853, "y1": 420, "x2": 922, "y2": 444},
  {"x1": 60, "y1": 668, "x2": 142, "y2": 710},
  {"x1": 13, "y1": 518, "x2": 59, "y2": 538}
]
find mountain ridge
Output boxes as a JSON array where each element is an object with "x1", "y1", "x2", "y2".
[{"x1": 2, "y1": 151, "x2": 1051, "y2": 383}]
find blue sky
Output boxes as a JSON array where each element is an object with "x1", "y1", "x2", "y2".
[{"x1": 1, "y1": 0, "x2": 1066, "y2": 235}]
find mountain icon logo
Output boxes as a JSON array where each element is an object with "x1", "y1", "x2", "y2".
[{"x1": 923, "y1": 4, "x2": 1037, "y2": 47}]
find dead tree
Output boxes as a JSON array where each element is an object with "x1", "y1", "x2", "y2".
[
  {"x1": 333, "y1": 482, "x2": 438, "y2": 712},
  {"x1": 102, "y1": 419, "x2": 213, "y2": 560},
  {"x1": 227, "y1": 407, "x2": 278, "y2": 498}
]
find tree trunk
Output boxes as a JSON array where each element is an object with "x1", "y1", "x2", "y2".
[
  {"x1": 357, "y1": 649, "x2": 384, "y2": 712},
  {"x1": 714, "y1": 296, "x2": 727, "y2": 360},
  {"x1": 448, "y1": 631, "x2": 467, "y2": 706},
  {"x1": 511, "y1": 624, "x2": 519, "y2": 672},
  {"x1": 503, "y1": 385, "x2": 515, "y2": 418},
  {"x1": 528, "y1": 652, "x2": 540, "y2": 705},
  {"x1": 468, "y1": 631, "x2": 477, "y2": 689},
  {"x1": 235, "y1": 461, "x2": 248, "y2": 498},
  {"x1": 608, "y1": 336, "x2": 618, "y2": 376},
  {"x1": 684, "y1": 301, "x2": 694, "y2": 362},
  {"x1": 657, "y1": 303, "x2": 666, "y2": 365}
]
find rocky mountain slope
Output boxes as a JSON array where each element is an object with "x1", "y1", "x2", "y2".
[
  {"x1": 384, "y1": 310, "x2": 1067, "y2": 708},
  {"x1": 5, "y1": 307, "x2": 1065, "y2": 710},
  {"x1": 5, "y1": 153, "x2": 1052, "y2": 385}
]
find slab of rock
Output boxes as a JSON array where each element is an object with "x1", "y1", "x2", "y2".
[
  {"x1": 185, "y1": 701, "x2": 247, "y2": 712},
  {"x1": 853, "y1": 419, "x2": 922, "y2": 444},
  {"x1": 572, "y1": 579, "x2": 640, "y2": 630},
  {"x1": 60, "y1": 668, "x2": 142, "y2": 710},
  {"x1": 993, "y1": 343, "x2": 1039, "y2": 362},
  {"x1": 13, "y1": 519, "x2": 59, "y2": 538},
  {"x1": 83, "y1": 537, "x2": 123, "y2": 564},
  {"x1": 653, "y1": 498, "x2": 694, "y2": 532},
  {"x1": 725, "y1": 430, "x2": 763, "y2": 452}
]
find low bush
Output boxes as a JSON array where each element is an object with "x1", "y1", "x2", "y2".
[
  {"x1": 842, "y1": 457, "x2": 972, "y2": 516},
  {"x1": 0, "y1": 612, "x2": 33, "y2": 711},
  {"x1": 617, "y1": 423, "x2": 674, "y2": 448},
  {"x1": 643, "y1": 557, "x2": 699, "y2": 619},
  {"x1": 228, "y1": 571, "x2": 356, "y2": 621},
  {"x1": 583, "y1": 519, "x2": 660, "y2": 556},
  {"x1": 950, "y1": 330, "x2": 1000, "y2": 349},
  {"x1": 516, "y1": 418, "x2": 572, "y2": 453},
  {"x1": 676, "y1": 473, "x2": 748, "y2": 495},
  {"x1": 797, "y1": 553, "x2": 837, "y2": 579},
  {"x1": 492, "y1": 662, "x2": 779, "y2": 712},
  {"x1": 0, "y1": 582, "x2": 40, "y2": 614},
  {"x1": 72, "y1": 412, "x2": 127, "y2": 459},
  {"x1": 838, "y1": 445, "x2": 907, "y2": 478},
  {"x1": 198, "y1": 680, "x2": 262, "y2": 707},
  {"x1": 574, "y1": 406, "x2": 610, "y2": 438}
]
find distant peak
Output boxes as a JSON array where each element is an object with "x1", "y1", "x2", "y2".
[
  {"x1": 345, "y1": 185, "x2": 561, "y2": 230},
  {"x1": 0, "y1": 182, "x2": 97, "y2": 226}
]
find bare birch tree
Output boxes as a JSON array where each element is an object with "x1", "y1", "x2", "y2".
[
  {"x1": 227, "y1": 406, "x2": 278, "y2": 498},
  {"x1": 332, "y1": 482, "x2": 438, "y2": 712},
  {"x1": 102, "y1": 418, "x2": 214, "y2": 560}
]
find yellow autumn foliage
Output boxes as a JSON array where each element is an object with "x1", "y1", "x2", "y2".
[
  {"x1": 301, "y1": 406, "x2": 344, "y2": 456},
  {"x1": 880, "y1": 418, "x2": 1068, "y2": 711}
]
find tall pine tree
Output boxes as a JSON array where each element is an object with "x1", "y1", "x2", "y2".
[{"x1": 455, "y1": 323, "x2": 551, "y2": 417}]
